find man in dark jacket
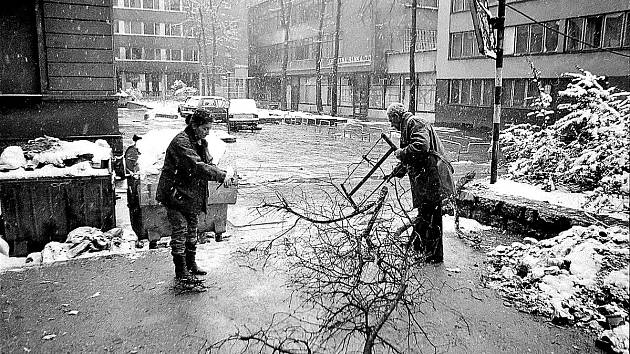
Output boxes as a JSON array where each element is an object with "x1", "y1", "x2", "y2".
[
  {"x1": 387, "y1": 102, "x2": 449, "y2": 263},
  {"x1": 156, "y1": 111, "x2": 232, "y2": 280}
]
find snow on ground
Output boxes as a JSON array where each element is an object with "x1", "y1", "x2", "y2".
[
  {"x1": 485, "y1": 224, "x2": 629, "y2": 353},
  {"x1": 469, "y1": 178, "x2": 628, "y2": 221}
]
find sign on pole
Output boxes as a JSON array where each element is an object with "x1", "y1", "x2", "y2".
[{"x1": 468, "y1": 0, "x2": 496, "y2": 59}]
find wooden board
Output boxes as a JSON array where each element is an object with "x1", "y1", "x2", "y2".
[
  {"x1": 48, "y1": 76, "x2": 115, "y2": 91},
  {"x1": 45, "y1": 18, "x2": 112, "y2": 36},
  {"x1": 46, "y1": 33, "x2": 113, "y2": 50},
  {"x1": 43, "y1": 2, "x2": 111, "y2": 21},
  {"x1": 48, "y1": 63, "x2": 114, "y2": 77},
  {"x1": 47, "y1": 48, "x2": 113, "y2": 63}
]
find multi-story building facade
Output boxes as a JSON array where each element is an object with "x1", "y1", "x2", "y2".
[
  {"x1": 113, "y1": 0, "x2": 201, "y2": 96},
  {"x1": 248, "y1": 0, "x2": 439, "y2": 120},
  {"x1": 112, "y1": 0, "x2": 253, "y2": 98},
  {"x1": 436, "y1": 0, "x2": 630, "y2": 128}
]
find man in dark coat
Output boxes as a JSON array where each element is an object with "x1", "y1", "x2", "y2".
[
  {"x1": 156, "y1": 111, "x2": 232, "y2": 280},
  {"x1": 387, "y1": 102, "x2": 449, "y2": 263}
]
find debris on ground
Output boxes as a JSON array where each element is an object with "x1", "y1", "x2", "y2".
[
  {"x1": 21, "y1": 226, "x2": 138, "y2": 266},
  {"x1": 484, "y1": 225, "x2": 629, "y2": 354}
]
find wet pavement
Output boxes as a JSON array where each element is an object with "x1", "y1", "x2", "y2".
[{"x1": 0, "y1": 109, "x2": 602, "y2": 353}]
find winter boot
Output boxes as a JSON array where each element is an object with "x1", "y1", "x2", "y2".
[
  {"x1": 173, "y1": 254, "x2": 191, "y2": 280},
  {"x1": 185, "y1": 250, "x2": 207, "y2": 276}
]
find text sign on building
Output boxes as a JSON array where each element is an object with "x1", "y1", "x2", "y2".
[{"x1": 326, "y1": 55, "x2": 372, "y2": 66}]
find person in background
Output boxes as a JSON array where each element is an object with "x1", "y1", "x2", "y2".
[
  {"x1": 156, "y1": 111, "x2": 233, "y2": 281},
  {"x1": 124, "y1": 134, "x2": 147, "y2": 248},
  {"x1": 386, "y1": 102, "x2": 451, "y2": 264}
]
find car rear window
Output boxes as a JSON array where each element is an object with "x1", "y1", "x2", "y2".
[{"x1": 186, "y1": 98, "x2": 200, "y2": 106}]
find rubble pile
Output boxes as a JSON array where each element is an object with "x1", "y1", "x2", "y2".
[
  {"x1": 484, "y1": 225, "x2": 629, "y2": 353},
  {"x1": 25, "y1": 226, "x2": 138, "y2": 265}
]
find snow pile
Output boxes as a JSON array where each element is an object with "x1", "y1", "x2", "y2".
[
  {"x1": 135, "y1": 128, "x2": 230, "y2": 177},
  {"x1": 500, "y1": 70, "x2": 629, "y2": 215},
  {"x1": 0, "y1": 137, "x2": 112, "y2": 179},
  {"x1": 485, "y1": 225, "x2": 629, "y2": 353}
]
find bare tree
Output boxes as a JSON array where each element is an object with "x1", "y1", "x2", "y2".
[
  {"x1": 314, "y1": 0, "x2": 328, "y2": 113},
  {"x1": 211, "y1": 178, "x2": 441, "y2": 353},
  {"x1": 187, "y1": 0, "x2": 239, "y2": 95},
  {"x1": 408, "y1": 0, "x2": 417, "y2": 113},
  {"x1": 279, "y1": 0, "x2": 291, "y2": 110}
]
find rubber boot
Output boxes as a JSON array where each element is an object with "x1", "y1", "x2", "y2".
[
  {"x1": 173, "y1": 254, "x2": 191, "y2": 280},
  {"x1": 185, "y1": 250, "x2": 207, "y2": 276}
]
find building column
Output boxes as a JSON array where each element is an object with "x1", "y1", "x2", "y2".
[{"x1": 161, "y1": 73, "x2": 168, "y2": 99}]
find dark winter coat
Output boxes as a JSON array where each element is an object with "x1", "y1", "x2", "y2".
[
  {"x1": 396, "y1": 114, "x2": 449, "y2": 206},
  {"x1": 156, "y1": 126, "x2": 226, "y2": 214}
]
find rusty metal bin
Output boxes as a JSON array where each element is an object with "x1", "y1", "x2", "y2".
[
  {"x1": 128, "y1": 173, "x2": 237, "y2": 242},
  {"x1": 0, "y1": 173, "x2": 116, "y2": 256}
]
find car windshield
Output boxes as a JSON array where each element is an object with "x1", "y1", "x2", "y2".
[
  {"x1": 201, "y1": 98, "x2": 227, "y2": 108},
  {"x1": 186, "y1": 97, "x2": 200, "y2": 106}
]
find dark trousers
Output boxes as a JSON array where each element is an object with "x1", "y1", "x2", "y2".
[
  {"x1": 166, "y1": 207, "x2": 198, "y2": 256},
  {"x1": 411, "y1": 202, "x2": 443, "y2": 262}
]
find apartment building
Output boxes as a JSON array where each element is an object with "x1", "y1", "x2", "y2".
[
  {"x1": 436, "y1": 0, "x2": 630, "y2": 128},
  {"x1": 248, "y1": 0, "x2": 438, "y2": 119}
]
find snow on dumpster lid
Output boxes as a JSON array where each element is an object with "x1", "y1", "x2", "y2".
[{"x1": 135, "y1": 128, "x2": 229, "y2": 177}]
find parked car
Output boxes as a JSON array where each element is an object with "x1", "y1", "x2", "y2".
[
  {"x1": 228, "y1": 99, "x2": 260, "y2": 131},
  {"x1": 178, "y1": 96, "x2": 229, "y2": 123}
]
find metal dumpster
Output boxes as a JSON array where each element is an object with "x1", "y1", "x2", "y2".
[
  {"x1": 127, "y1": 173, "x2": 237, "y2": 243},
  {"x1": 0, "y1": 172, "x2": 116, "y2": 257}
]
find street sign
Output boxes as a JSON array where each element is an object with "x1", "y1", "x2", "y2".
[{"x1": 468, "y1": 0, "x2": 496, "y2": 58}]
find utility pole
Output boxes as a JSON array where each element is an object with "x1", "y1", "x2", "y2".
[
  {"x1": 408, "y1": 0, "x2": 417, "y2": 113},
  {"x1": 490, "y1": 0, "x2": 505, "y2": 184},
  {"x1": 331, "y1": 0, "x2": 341, "y2": 116}
]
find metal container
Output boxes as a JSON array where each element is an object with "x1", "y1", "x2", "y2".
[
  {"x1": 128, "y1": 173, "x2": 237, "y2": 242},
  {"x1": 0, "y1": 174, "x2": 116, "y2": 256}
]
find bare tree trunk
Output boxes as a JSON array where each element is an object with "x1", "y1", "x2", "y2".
[
  {"x1": 198, "y1": 6, "x2": 209, "y2": 95},
  {"x1": 315, "y1": 0, "x2": 327, "y2": 113},
  {"x1": 279, "y1": 0, "x2": 289, "y2": 111},
  {"x1": 211, "y1": 20, "x2": 217, "y2": 96},
  {"x1": 408, "y1": 0, "x2": 417, "y2": 113},
  {"x1": 331, "y1": 0, "x2": 341, "y2": 116}
]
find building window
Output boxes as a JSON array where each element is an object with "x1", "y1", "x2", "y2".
[
  {"x1": 126, "y1": 21, "x2": 142, "y2": 35},
  {"x1": 183, "y1": 49, "x2": 198, "y2": 62},
  {"x1": 544, "y1": 21, "x2": 559, "y2": 52},
  {"x1": 624, "y1": 12, "x2": 630, "y2": 47},
  {"x1": 142, "y1": 0, "x2": 156, "y2": 9},
  {"x1": 471, "y1": 79, "x2": 482, "y2": 106},
  {"x1": 449, "y1": 79, "x2": 461, "y2": 104},
  {"x1": 566, "y1": 12, "x2": 629, "y2": 51},
  {"x1": 124, "y1": 0, "x2": 141, "y2": 8},
  {"x1": 402, "y1": 29, "x2": 437, "y2": 52},
  {"x1": 169, "y1": 0, "x2": 181, "y2": 11},
  {"x1": 144, "y1": 48, "x2": 155, "y2": 60},
  {"x1": 603, "y1": 12, "x2": 623, "y2": 48},
  {"x1": 165, "y1": 23, "x2": 183, "y2": 37},
  {"x1": 385, "y1": 76, "x2": 401, "y2": 105},
  {"x1": 131, "y1": 47, "x2": 143, "y2": 60},
  {"x1": 513, "y1": 20, "x2": 559, "y2": 55},
  {"x1": 451, "y1": 0, "x2": 470, "y2": 13},
  {"x1": 482, "y1": 79, "x2": 493, "y2": 106},
  {"x1": 450, "y1": 31, "x2": 482, "y2": 59},
  {"x1": 584, "y1": 15, "x2": 604, "y2": 48},
  {"x1": 144, "y1": 22, "x2": 156, "y2": 35},
  {"x1": 167, "y1": 49, "x2": 182, "y2": 61},
  {"x1": 566, "y1": 17, "x2": 584, "y2": 51},
  {"x1": 450, "y1": 33, "x2": 463, "y2": 58}
]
